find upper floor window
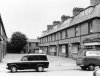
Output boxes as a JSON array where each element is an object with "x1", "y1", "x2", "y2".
[
  {"x1": 43, "y1": 37, "x2": 45, "y2": 42},
  {"x1": 49, "y1": 35, "x2": 52, "y2": 41},
  {"x1": 51, "y1": 34, "x2": 53, "y2": 41},
  {"x1": 88, "y1": 21, "x2": 93, "y2": 34},
  {"x1": 54, "y1": 33, "x2": 56, "y2": 40},
  {"x1": 48, "y1": 35, "x2": 50, "y2": 41},
  {"x1": 29, "y1": 43, "x2": 31, "y2": 46},
  {"x1": 40, "y1": 39, "x2": 42, "y2": 43},
  {"x1": 75, "y1": 26, "x2": 79, "y2": 36},
  {"x1": 60, "y1": 31, "x2": 62, "y2": 39},
  {"x1": 46, "y1": 37, "x2": 47, "y2": 42},
  {"x1": 47, "y1": 36, "x2": 49, "y2": 42},
  {"x1": 65, "y1": 30, "x2": 68, "y2": 38},
  {"x1": 36, "y1": 43, "x2": 38, "y2": 46}
]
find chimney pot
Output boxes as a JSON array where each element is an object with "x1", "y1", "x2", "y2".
[{"x1": 73, "y1": 7, "x2": 84, "y2": 16}]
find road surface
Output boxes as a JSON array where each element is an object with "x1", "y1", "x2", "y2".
[{"x1": 0, "y1": 54, "x2": 93, "y2": 76}]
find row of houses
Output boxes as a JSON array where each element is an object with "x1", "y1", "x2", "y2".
[
  {"x1": 0, "y1": 15, "x2": 7, "y2": 62},
  {"x1": 39, "y1": 0, "x2": 100, "y2": 59},
  {"x1": 1, "y1": 0, "x2": 100, "y2": 62}
]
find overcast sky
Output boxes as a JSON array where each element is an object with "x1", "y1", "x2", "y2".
[{"x1": 0, "y1": 0, "x2": 90, "y2": 39}]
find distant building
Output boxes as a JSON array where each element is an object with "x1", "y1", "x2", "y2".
[
  {"x1": 39, "y1": 0, "x2": 100, "y2": 59},
  {"x1": 26, "y1": 39, "x2": 39, "y2": 53},
  {"x1": 0, "y1": 15, "x2": 7, "y2": 62}
]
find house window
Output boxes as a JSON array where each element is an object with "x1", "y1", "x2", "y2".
[
  {"x1": 88, "y1": 21, "x2": 93, "y2": 34},
  {"x1": 47, "y1": 37, "x2": 48, "y2": 42},
  {"x1": 29, "y1": 43, "x2": 31, "y2": 46},
  {"x1": 60, "y1": 31, "x2": 62, "y2": 39},
  {"x1": 59, "y1": 45, "x2": 62, "y2": 52},
  {"x1": 42, "y1": 38, "x2": 43, "y2": 43},
  {"x1": 44, "y1": 37, "x2": 46, "y2": 42},
  {"x1": 75, "y1": 26, "x2": 79, "y2": 36},
  {"x1": 50, "y1": 35, "x2": 52, "y2": 41},
  {"x1": 36, "y1": 43, "x2": 38, "y2": 46},
  {"x1": 54, "y1": 33, "x2": 56, "y2": 40},
  {"x1": 51, "y1": 35, "x2": 53, "y2": 41},
  {"x1": 46, "y1": 37, "x2": 47, "y2": 42},
  {"x1": 56, "y1": 33, "x2": 59, "y2": 40},
  {"x1": 65, "y1": 30, "x2": 68, "y2": 38},
  {"x1": 40, "y1": 39, "x2": 41, "y2": 43},
  {"x1": 48, "y1": 36, "x2": 50, "y2": 42}
]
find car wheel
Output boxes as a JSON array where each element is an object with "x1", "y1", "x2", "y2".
[
  {"x1": 81, "y1": 66, "x2": 87, "y2": 70},
  {"x1": 88, "y1": 65, "x2": 95, "y2": 71},
  {"x1": 36, "y1": 66, "x2": 44, "y2": 72},
  {"x1": 11, "y1": 66, "x2": 17, "y2": 72}
]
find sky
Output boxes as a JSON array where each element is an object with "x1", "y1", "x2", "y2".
[{"x1": 0, "y1": 0, "x2": 90, "y2": 39}]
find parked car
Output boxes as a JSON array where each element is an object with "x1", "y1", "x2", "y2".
[
  {"x1": 76, "y1": 49, "x2": 100, "y2": 71},
  {"x1": 6, "y1": 54, "x2": 49, "y2": 72}
]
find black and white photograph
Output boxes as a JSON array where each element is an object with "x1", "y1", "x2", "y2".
[{"x1": 0, "y1": 0, "x2": 100, "y2": 76}]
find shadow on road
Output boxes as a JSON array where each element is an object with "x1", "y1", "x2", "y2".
[{"x1": 7, "y1": 70, "x2": 48, "y2": 73}]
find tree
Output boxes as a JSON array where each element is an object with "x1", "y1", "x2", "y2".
[
  {"x1": 7, "y1": 41, "x2": 13, "y2": 53},
  {"x1": 10, "y1": 32, "x2": 28, "y2": 53}
]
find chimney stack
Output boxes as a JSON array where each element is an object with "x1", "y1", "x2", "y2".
[
  {"x1": 61, "y1": 15, "x2": 70, "y2": 23},
  {"x1": 90, "y1": 0, "x2": 100, "y2": 6},
  {"x1": 73, "y1": 7, "x2": 84, "y2": 16},
  {"x1": 47, "y1": 25, "x2": 53, "y2": 30},
  {"x1": 53, "y1": 21, "x2": 60, "y2": 26}
]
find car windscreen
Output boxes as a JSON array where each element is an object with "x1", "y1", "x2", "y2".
[{"x1": 28, "y1": 55, "x2": 47, "y2": 61}]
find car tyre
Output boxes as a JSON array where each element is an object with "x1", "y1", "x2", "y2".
[
  {"x1": 88, "y1": 65, "x2": 95, "y2": 71},
  {"x1": 36, "y1": 66, "x2": 44, "y2": 72},
  {"x1": 11, "y1": 66, "x2": 17, "y2": 73},
  {"x1": 81, "y1": 66, "x2": 87, "y2": 70}
]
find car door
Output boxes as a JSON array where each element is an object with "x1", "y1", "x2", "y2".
[
  {"x1": 27, "y1": 56, "x2": 36, "y2": 69},
  {"x1": 20, "y1": 56, "x2": 30, "y2": 69}
]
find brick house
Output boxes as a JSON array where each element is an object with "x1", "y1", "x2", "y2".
[
  {"x1": 25, "y1": 39, "x2": 39, "y2": 53},
  {"x1": 0, "y1": 15, "x2": 7, "y2": 62},
  {"x1": 39, "y1": 0, "x2": 100, "y2": 59}
]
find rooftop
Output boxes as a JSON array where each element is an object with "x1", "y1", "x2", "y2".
[
  {"x1": 40, "y1": 3, "x2": 100, "y2": 38},
  {"x1": 28, "y1": 39, "x2": 39, "y2": 43}
]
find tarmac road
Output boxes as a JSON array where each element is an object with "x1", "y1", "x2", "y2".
[{"x1": 0, "y1": 54, "x2": 93, "y2": 76}]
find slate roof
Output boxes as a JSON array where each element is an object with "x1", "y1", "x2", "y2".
[{"x1": 40, "y1": 4, "x2": 100, "y2": 38}]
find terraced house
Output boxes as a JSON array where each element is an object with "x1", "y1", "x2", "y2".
[
  {"x1": 0, "y1": 15, "x2": 7, "y2": 62},
  {"x1": 39, "y1": 0, "x2": 100, "y2": 59}
]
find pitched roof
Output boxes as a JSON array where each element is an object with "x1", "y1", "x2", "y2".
[
  {"x1": 40, "y1": 4, "x2": 100, "y2": 38},
  {"x1": 28, "y1": 39, "x2": 39, "y2": 42}
]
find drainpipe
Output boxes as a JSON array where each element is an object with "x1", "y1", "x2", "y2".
[
  {"x1": 79, "y1": 25, "x2": 81, "y2": 51},
  {"x1": 27, "y1": 42, "x2": 29, "y2": 53}
]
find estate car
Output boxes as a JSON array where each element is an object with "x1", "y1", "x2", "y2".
[{"x1": 6, "y1": 54, "x2": 49, "y2": 72}]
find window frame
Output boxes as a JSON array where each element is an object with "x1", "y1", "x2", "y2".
[
  {"x1": 88, "y1": 21, "x2": 93, "y2": 34},
  {"x1": 75, "y1": 26, "x2": 79, "y2": 37}
]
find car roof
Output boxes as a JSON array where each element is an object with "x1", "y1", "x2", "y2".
[{"x1": 23, "y1": 53, "x2": 47, "y2": 56}]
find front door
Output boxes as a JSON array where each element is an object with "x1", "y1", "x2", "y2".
[{"x1": 66, "y1": 44, "x2": 68, "y2": 57}]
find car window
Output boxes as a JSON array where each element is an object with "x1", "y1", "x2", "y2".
[
  {"x1": 38, "y1": 55, "x2": 47, "y2": 60},
  {"x1": 28, "y1": 55, "x2": 47, "y2": 61},
  {"x1": 21, "y1": 56, "x2": 28, "y2": 61},
  {"x1": 28, "y1": 56, "x2": 36, "y2": 61}
]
